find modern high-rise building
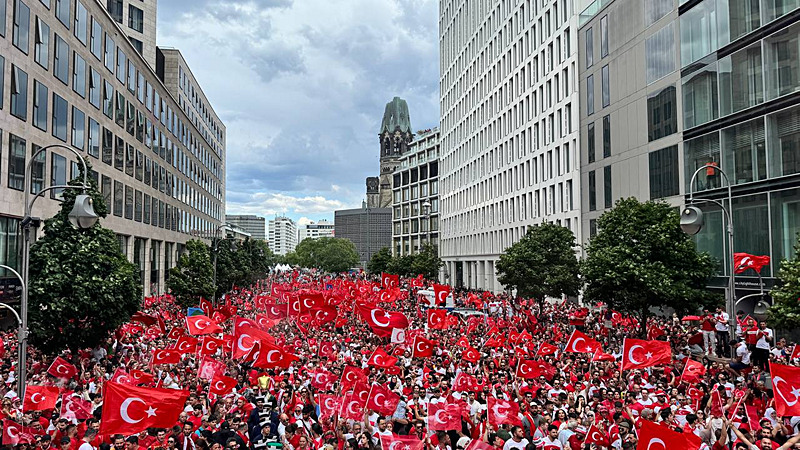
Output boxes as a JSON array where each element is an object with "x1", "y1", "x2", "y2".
[
  {"x1": 268, "y1": 216, "x2": 297, "y2": 255},
  {"x1": 577, "y1": 0, "x2": 800, "y2": 307},
  {"x1": 0, "y1": 0, "x2": 225, "y2": 296},
  {"x1": 439, "y1": 0, "x2": 582, "y2": 291},
  {"x1": 297, "y1": 220, "x2": 334, "y2": 242},
  {"x1": 226, "y1": 214, "x2": 266, "y2": 241},
  {"x1": 335, "y1": 204, "x2": 392, "y2": 268},
  {"x1": 391, "y1": 128, "x2": 440, "y2": 257}
]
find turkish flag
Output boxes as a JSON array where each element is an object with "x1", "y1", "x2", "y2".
[
  {"x1": 186, "y1": 315, "x2": 223, "y2": 335},
  {"x1": 366, "y1": 384, "x2": 400, "y2": 416},
  {"x1": 3, "y1": 421, "x2": 22, "y2": 445},
  {"x1": 129, "y1": 369, "x2": 155, "y2": 385},
  {"x1": 23, "y1": 385, "x2": 59, "y2": 411},
  {"x1": 263, "y1": 304, "x2": 288, "y2": 320},
  {"x1": 516, "y1": 360, "x2": 540, "y2": 379},
  {"x1": 111, "y1": 368, "x2": 133, "y2": 384},
  {"x1": 339, "y1": 391, "x2": 365, "y2": 421},
  {"x1": 536, "y1": 342, "x2": 558, "y2": 356},
  {"x1": 381, "y1": 273, "x2": 399, "y2": 289},
  {"x1": 251, "y1": 342, "x2": 298, "y2": 369},
  {"x1": 200, "y1": 336, "x2": 225, "y2": 356},
  {"x1": 298, "y1": 291, "x2": 325, "y2": 311},
  {"x1": 234, "y1": 316, "x2": 260, "y2": 333},
  {"x1": 367, "y1": 347, "x2": 399, "y2": 368},
  {"x1": 456, "y1": 336, "x2": 470, "y2": 347},
  {"x1": 464, "y1": 440, "x2": 493, "y2": 450},
  {"x1": 254, "y1": 314, "x2": 279, "y2": 330},
  {"x1": 584, "y1": 424, "x2": 610, "y2": 447},
  {"x1": 318, "y1": 394, "x2": 341, "y2": 421},
  {"x1": 427, "y1": 309, "x2": 448, "y2": 330},
  {"x1": 564, "y1": 330, "x2": 601, "y2": 354},
  {"x1": 734, "y1": 253, "x2": 770, "y2": 273},
  {"x1": 166, "y1": 327, "x2": 184, "y2": 340},
  {"x1": 487, "y1": 397, "x2": 522, "y2": 427},
  {"x1": 432, "y1": 284, "x2": 451, "y2": 306},
  {"x1": 592, "y1": 350, "x2": 616, "y2": 362},
  {"x1": 341, "y1": 365, "x2": 368, "y2": 390},
  {"x1": 173, "y1": 335, "x2": 199, "y2": 354},
  {"x1": 358, "y1": 305, "x2": 409, "y2": 337},
  {"x1": 351, "y1": 381, "x2": 371, "y2": 405},
  {"x1": 310, "y1": 369, "x2": 337, "y2": 390},
  {"x1": 428, "y1": 402, "x2": 462, "y2": 431},
  {"x1": 792, "y1": 344, "x2": 800, "y2": 361},
  {"x1": 636, "y1": 419, "x2": 699, "y2": 450},
  {"x1": 412, "y1": 336, "x2": 436, "y2": 358},
  {"x1": 770, "y1": 362, "x2": 800, "y2": 416},
  {"x1": 60, "y1": 394, "x2": 93, "y2": 421},
  {"x1": 621, "y1": 338, "x2": 672, "y2": 371},
  {"x1": 391, "y1": 328, "x2": 407, "y2": 344},
  {"x1": 99, "y1": 382, "x2": 189, "y2": 435},
  {"x1": 209, "y1": 375, "x2": 237, "y2": 395},
  {"x1": 47, "y1": 356, "x2": 78, "y2": 380},
  {"x1": 288, "y1": 296, "x2": 301, "y2": 316},
  {"x1": 197, "y1": 356, "x2": 226, "y2": 381},
  {"x1": 452, "y1": 372, "x2": 477, "y2": 392},
  {"x1": 311, "y1": 306, "x2": 338, "y2": 325},
  {"x1": 319, "y1": 341, "x2": 337, "y2": 358},
  {"x1": 680, "y1": 359, "x2": 706, "y2": 384},
  {"x1": 233, "y1": 324, "x2": 275, "y2": 359},
  {"x1": 461, "y1": 346, "x2": 481, "y2": 364},
  {"x1": 151, "y1": 349, "x2": 182, "y2": 366},
  {"x1": 199, "y1": 298, "x2": 213, "y2": 316},
  {"x1": 381, "y1": 434, "x2": 423, "y2": 450}
]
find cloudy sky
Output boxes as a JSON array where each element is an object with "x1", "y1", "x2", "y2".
[{"x1": 157, "y1": 0, "x2": 440, "y2": 225}]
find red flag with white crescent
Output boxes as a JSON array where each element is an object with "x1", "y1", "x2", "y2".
[{"x1": 98, "y1": 382, "x2": 189, "y2": 435}]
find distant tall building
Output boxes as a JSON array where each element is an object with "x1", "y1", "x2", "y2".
[
  {"x1": 104, "y1": 0, "x2": 158, "y2": 68},
  {"x1": 268, "y1": 216, "x2": 297, "y2": 255},
  {"x1": 367, "y1": 97, "x2": 413, "y2": 208},
  {"x1": 298, "y1": 220, "x2": 335, "y2": 242},
  {"x1": 335, "y1": 205, "x2": 392, "y2": 268},
  {"x1": 226, "y1": 215, "x2": 266, "y2": 241}
]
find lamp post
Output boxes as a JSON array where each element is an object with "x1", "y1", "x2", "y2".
[
  {"x1": 680, "y1": 163, "x2": 736, "y2": 350},
  {"x1": 20, "y1": 145, "x2": 98, "y2": 400},
  {"x1": 211, "y1": 223, "x2": 232, "y2": 306},
  {"x1": 422, "y1": 200, "x2": 431, "y2": 250}
]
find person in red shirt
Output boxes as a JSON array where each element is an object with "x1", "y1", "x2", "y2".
[{"x1": 701, "y1": 311, "x2": 717, "y2": 356}]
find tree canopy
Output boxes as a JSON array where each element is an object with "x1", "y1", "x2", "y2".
[
  {"x1": 293, "y1": 237, "x2": 359, "y2": 273},
  {"x1": 767, "y1": 234, "x2": 800, "y2": 330},
  {"x1": 496, "y1": 223, "x2": 580, "y2": 301},
  {"x1": 581, "y1": 197, "x2": 718, "y2": 323},
  {"x1": 367, "y1": 247, "x2": 393, "y2": 275},
  {"x1": 167, "y1": 239, "x2": 215, "y2": 307},
  {"x1": 214, "y1": 238, "x2": 275, "y2": 297},
  {"x1": 28, "y1": 169, "x2": 141, "y2": 354}
]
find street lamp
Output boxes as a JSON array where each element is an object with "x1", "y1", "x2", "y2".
[
  {"x1": 422, "y1": 200, "x2": 431, "y2": 249},
  {"x1": 20, "y1": 145, "x2": 97, "y2": 401},
  {"x1": 211, "y1": 223, "x2": 232, "y2": 306},
  {"x1": 681, "y1": 163, "x2": 736, "y2": 350}
]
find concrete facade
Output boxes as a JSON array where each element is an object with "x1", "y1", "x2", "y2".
[
  {"x1": 268, "y1": 216, "x2": 296, "y2": 255},
  {"x1": 103, "y1": 0, "x2": 156, "y2": 69},
  {"x1": 297, "y1": 220, "x2": 334, "y2": 242},
  {"x1": 334, "y1": 206, "x2": 391, "y2": 268},
  {"x1": 226, "y1": 214, "x2": 266, "y2": 241},
  {"x1": 0, "y1": 0, "x2": 225, "y2": 296}
]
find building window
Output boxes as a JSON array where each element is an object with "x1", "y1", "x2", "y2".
[
  {"x1": 130, "y1": 38, "x2": 143, "y2": 54},
  {"x1": 646, "y1": 22, "x2": 675, "y2": 84},
  {"x1": 50, "y1": 152, "x2": 66, "y2": 200},
  {"x1": 8, "y1": 134, "x2": 26, "y2": 191},
  {"x1": 684, "y1": 132, "x2": 721, "y2": 191},
  {"x1": 645, "y1": 0, "x2": 673, "y2": 25},
  {"x1": 101, "y1": 174, "x2": 111, "y2": 206},
  {"x1": 52, "y1": 93, "x2": 68, "y2": 141},
  {"x1": 87, "y1": 117, "x2": 99, "y2": 158},
  {"x1": 603, "y1": 115, "x2": 611, "y2": 158},
  {"x1": 12, "y1": 0, "x2": 31, "y2": 54},
  {"x1": 0, "y1": 1, "x2": 6, "y2": 37},
  {"x1": 587, "y1": 122, "x2": 596, "y2": 163},
  {"x1": 106, "y1": 0, "x2": 123, "y2": 23},
  {"x1": 116, "y1": 48, "x2": 126, "y2": 83},
  {"x1": 589, "y1": 218, "x2": 597, "y2": 237},
  {"x1": 587, "y1": 74, "x2": 594, "y2": 115},
  {"x1": 54, "y1": 34, "x2": 69, "y2": 84},
  {"x1": 682, "y1": 62, "x2": 719, "y2": 129},
  {"x1": 585, "y1": 27, "x2": 593, "y2": 68},
  {"x1": 723, "y1": 118, "x2": 766, "y2": 185},
  {"x1": 89, "y1": 68, "x2": 100, "y2": 108},
  {"x1": 588, "y1": 170, "x2": 597, "y2": 211},
  {"x1": 55, "y1": 0, "x2": 70, "y2": 28},
  {"x1": 649, "y1": 145, "x2": 679, "y2": 199},
  {"x1": 604, "y1": 165, "x2": 612, "y2": 208},
  {"x1": 90, "y1": 17, "x2": 101, "y2": 59},
  {"x1": 729, "y1": 0, "x2": 760, "y2": 41},
  {"x1": 124, "y1": 185, "x2": 133, "y2": 219},
  {"x1": 34, "y1": 17, "x2": 49, "y2": 68},
  {"x1": 101, "y1": 127, "x2": 112, "y2": 164},
  {"x1": 114, "y1": 136, "x2": 123, "y2": 170},
  {"x1": 113, "y1": 180, "x2": 123, "y2": 216},
  {"x1": 33, "y1": 80, "x2": 48, "y2": 130},
  {"x1": 0, "y1": 56, "x2": 4, "y2": 107},
  {"x1": 719, "y1": 42, "x2": 763, "y2": 117},
  {"x1": 71, "y1": 106, "x2": 85, "y2": 150},
  {"x1": 601, "y1": 65, "x2": 610, "y2": 107},
  {"x1": 104, "y1": 33, "x2": 115, "y2": 72},
  {"x1": 134, "y1": 190, "x2": 142, "y2": 222},
  {"x1": 647, "y1": 85, "x2": 677, "y2": 141},
  {"x1": 125, "y1": 143, "x2": 134, "y2": 176},
  {"x1": 680, "y1": 0, "x2": 727, "y2": 67},
  {"x1": 600, "y1": 15, "x2": 608, "y2": 57},
  {"x1": 128, "y1": 5, "x2": 143, "y2": 33},
  {"x1": 102, "y1": 80, "x2": 113, "y2": 118},
  {"x1": 72, "y1": 52, "x2": 85, "y2": 97},
  {"x1": 74, "y1": 1, "x2": 86, "y2": 44},
  {"x1": 143, "y1": 194, "x2": 150, "y2": 224},
  {"x1": 31, "y1": 144, "x2": 45, "y2": 194},
  {"x1": 769, "y1": 105, "x2": 800, "y2": 177},
  {"x1": 10, "y1": 65, "x2": 28, "y2": 121}
]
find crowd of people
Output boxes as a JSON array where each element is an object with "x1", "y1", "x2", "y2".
[{"x1": 0, "y1": 270, "x2": 799, "y2": 450}]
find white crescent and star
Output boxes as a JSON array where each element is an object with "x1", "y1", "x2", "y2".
[
  {"x1": 773, "y1": 376, "x2": 800, "y2": 407},
  {"x1": 237, "y1": 334, "x2": 253, "y2": 352},
  {"x1": 56, "y1": 364, "x2": 70, "y2": 375},
  {"x1": 266, "y1": 350, "x2": 282, "y2": 364},
  {"x1": 214, "y1": 381, "x2": 227, "y2": 391},
  {"x1": 373, "y1": 393, "x2": 386, "y2": 407},
  {"x1": 646, "y1": 438, "x2": 666, "y2": 450},
  {"x1": 120, "y1": 397, "x2": 147, "y2": 424},
  {"x1": 6, "y1": 424, "x2": 19, "y2": 439},
  {"x1": 571, "y1": 337, "x2": 586, "y2": 352},
  {"x1": 371, "y1": 310, "x2": 391, "y2": 327},
  {"x1": 433, "y1": 409, "x2": 448, "y2": 424},
  {"x1": 30, "y1": 393, "x2": 44, "y2": 404},
  {"x1": 628, "y1": 345, "x2": 644, "y2": 365}
]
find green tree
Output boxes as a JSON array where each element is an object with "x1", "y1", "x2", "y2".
[
  {"x1": 767, "y1": 234, "x2": 800, "y2": 330},
  {"x1": 28, "y1": 168, "x2": 141, "y2": 355},
  {"x1": 582, "y1": 198, "x2": 718, "y2": 327},
  {"x1": 496, "y1": 223, "x2": 580, "y2": 301},
  {"x1": 411, "y1": 243, "x2": 443, "y2": 280},
  {"x1": 367, "y1": 247, "x2": 393, "y2": 274},
  {"x1": 214, "y1": 238, "x2": 276, "y2": 296},
  {"x1": 388, "y1": 254, "x2": 416, "y2": 277},
  {"x1": 281, "y1": 251, "x2": 302, "y2": 267},
  {"x1": 167, "y1": 239, "x2": 215, "y2": 307},
  {"x1": 294, "y1": 237, "x2": 360, "y2": 273}
]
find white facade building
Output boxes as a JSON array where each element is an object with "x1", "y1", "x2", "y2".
[
  {"x1": 268, "y1": 216, "x2": 297, "y2": 255},
  {"x1": 439, "y1": 0, "x2": 582, "y2": 292},
  {"x1": 297, "y1": 220, "x2": 335, "y2": 242}
]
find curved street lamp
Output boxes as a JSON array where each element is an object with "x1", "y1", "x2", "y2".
[
  {"x1": 19, "y1": 144, "x2": 98, "y2": 400},
  {"x1": 212, "y1": 223, "x2": 233, "y2": 306}
]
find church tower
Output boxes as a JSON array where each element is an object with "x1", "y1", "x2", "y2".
[{"x1": 367, "y1": 97, "x2": 413, "y2": 208}]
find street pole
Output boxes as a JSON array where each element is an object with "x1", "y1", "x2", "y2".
[
  {"x1": 20, "y1": 145, "x2": 96, "y2": 400},
  {"x1": 682, "y1": 163, "x2": 736, "y2": 352},
  {"x1": 211, "y1": 223, "x2": 231, "y2": 307}
]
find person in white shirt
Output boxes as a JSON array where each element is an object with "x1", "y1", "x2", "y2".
[
  {"x1": 715, "y1": 307, "x2": 730, "y2": 357},
  {"x1": 753, "y1": 322, "x2": 773, "y2": 370},
  {"x1": 728, "y1": 340, "x2": 751, "y2": 376},
  {"x1": 78, "y1": 428, "x2": 97, "y2": 450},
  {"x1": 541, "y1": 425, "x2": 564, "y2": 450},
  {"x1": 503, "y1": 426, "x2": 529, "y2": 450}
]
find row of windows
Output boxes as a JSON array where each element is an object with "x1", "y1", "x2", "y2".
[
  {"x1": 392, "y1": 199, "x2": 440, "y2": 219},
  {"x1": 440, "y1": 215, "x2": 578, "y2": 257},
  {"x1": 393, "y1": 217, "x2": 440, "y2": 236},
  {"x1": 587, "y1": 165, "x2": 612, "y2": 211},
  {"x1": 178, "y1": 65, "x2": 224, "y2": 152}
]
